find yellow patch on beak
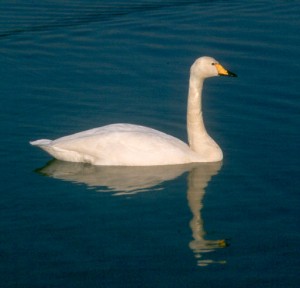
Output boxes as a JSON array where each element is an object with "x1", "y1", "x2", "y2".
[
  {"x1": 215, "y1": 63, "x2": 229, "y2": 75},
  {"x1": 215, "y1": 63, "x2": 237, "y2": 77}
]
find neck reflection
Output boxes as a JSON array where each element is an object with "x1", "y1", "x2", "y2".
[{"x1": 187, "y1": 163, "x2": 228, "y2": 266}]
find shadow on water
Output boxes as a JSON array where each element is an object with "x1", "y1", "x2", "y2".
[{"x1": 35, "y1": 160, "x2": 228, "y2": 266}]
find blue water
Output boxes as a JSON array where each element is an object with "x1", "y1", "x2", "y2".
[{"x1": 1, "y1": 1, "x2": 299, "y2": 287}]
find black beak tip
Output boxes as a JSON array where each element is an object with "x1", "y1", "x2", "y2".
[{"x1": 228, "y1": 71, "x2": 237, "y2": 77}]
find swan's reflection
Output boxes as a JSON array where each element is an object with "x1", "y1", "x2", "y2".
[
  {"x1": 36, "y1": 160, "x2": 227, "y2": 266},
  {"x1": 36, "y1": 160, "x2": 194, "y2": 195},
  {"x1": 187, "y1": 165, "x2": 227, "y2": 266}
]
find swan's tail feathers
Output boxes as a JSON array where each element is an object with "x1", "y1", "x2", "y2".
[
  {"x1": 30, "y1": 139, "x2": 56, "y2": 158},
  {"x1": 30, "y1": 139, "x2": 86, "y2": 163},
  {"x1": 30, "y1": 139, "x2": 52, "y2": 146}
]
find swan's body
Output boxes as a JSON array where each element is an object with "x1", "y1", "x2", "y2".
[{"x1": 30, "y1": 56, "x2": 236, "y2": 166}]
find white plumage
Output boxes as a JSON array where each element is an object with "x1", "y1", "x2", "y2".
[{"x1": 30, "y1": 56, "x2": 236, "y2": 166}]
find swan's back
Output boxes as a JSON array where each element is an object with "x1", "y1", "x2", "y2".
[{"x1": 31, "y1": 124, "x2": 199, "y2": 166}]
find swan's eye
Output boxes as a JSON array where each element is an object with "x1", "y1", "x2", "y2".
[{"x1": 211, "y1": 63, "x2": 216, "y2": 66}]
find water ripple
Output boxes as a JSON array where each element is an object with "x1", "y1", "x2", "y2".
[{"x1": 0, "y1": 0, "x2": 217, "y2": 39}]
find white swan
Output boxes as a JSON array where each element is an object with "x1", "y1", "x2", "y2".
[{"x1": 30, "y1": 56, "x2": 236, "y2": 166}]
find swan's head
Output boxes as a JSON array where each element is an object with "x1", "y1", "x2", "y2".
[{"x1": 190, "y1": 56, "x2": 237, "y2": 80}]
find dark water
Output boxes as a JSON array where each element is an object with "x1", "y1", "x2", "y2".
[{"x1": 1, "y1": 1, "x2": 299, "y2": 287}]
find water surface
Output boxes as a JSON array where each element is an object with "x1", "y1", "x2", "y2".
[{"x1": 0, "y1": 1, "x2": 299, "y2": 287}]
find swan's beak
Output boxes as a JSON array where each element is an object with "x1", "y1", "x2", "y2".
[{"x1": 215, "y1": 63, "x2": 237, "y2": 77}]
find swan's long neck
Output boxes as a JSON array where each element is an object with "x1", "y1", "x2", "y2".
[
  {"x1": 187, "y1": 77, "x2": 208, "y2": 153},
  {"x1": 187, "y1": 75, "x2": 223, "y2": 161}
]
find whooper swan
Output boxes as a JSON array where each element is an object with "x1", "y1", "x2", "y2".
[{"x1": 30, "y1": 56, "x2": 237, "y2": 166}]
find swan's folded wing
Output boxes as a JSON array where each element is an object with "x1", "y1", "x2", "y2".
[{"x1": 47, "y1": 126, "x2": 194, "y2": 165}]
